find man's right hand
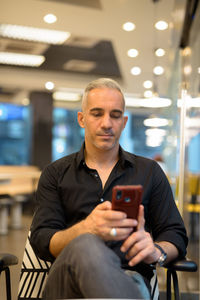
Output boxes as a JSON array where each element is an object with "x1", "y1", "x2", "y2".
[
  {"x1": 83, "y1": 201, "x2": 137, "y2": 241},
  {"x1": 50, "y1": 201, "x2": 137, "y2": 258}
]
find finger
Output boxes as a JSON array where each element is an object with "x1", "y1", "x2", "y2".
[
  {"x1": 110, "y1": 218, "x2": 137, "y2": 228},
  {"x1": 128, "y1": 246, "x2": 153, "y2": 267},
  {"x1": 137, "y1": 205, "x2": 145, "y2": 231},
  {"x1": 108, "y1": 227, "x2": 133, "y2": 241},
  {"x1": 125, "y1": 235, "x2": 150, "y2": 259}
]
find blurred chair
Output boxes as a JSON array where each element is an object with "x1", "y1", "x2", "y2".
[
  {"x1": 0, "y1": 253, "x2": 18, "y2": 300},
  {"x1": 17, "y1": 231, "x2": 198, "y2": 300}
]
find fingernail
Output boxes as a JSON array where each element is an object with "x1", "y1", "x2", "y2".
[{"x1": 120, "y1": 246, "x2": 125, "y2": 252}]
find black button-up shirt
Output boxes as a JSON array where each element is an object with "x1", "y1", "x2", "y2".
[{"x1": 30, "y1": 144, "x2": 188, "y2": 275}]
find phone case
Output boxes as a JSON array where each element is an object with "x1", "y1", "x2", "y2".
[{"x1": 112, "y1": 185, "x2": 143, "y2": 219}]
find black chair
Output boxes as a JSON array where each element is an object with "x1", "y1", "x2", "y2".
[
  {"x1": 17, "y1": 232, "x2": 198, "y2": 300},
  {"x1": 165, "y1": 258, "x2": 198, "y2": 300},
  {"x1": 0, "y1": 253, "x2": 18, "y2": 300}
]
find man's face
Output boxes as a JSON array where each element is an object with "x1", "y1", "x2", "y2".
[{"x1": 78, "y1": 88, "x2": 128, "y2": 152}]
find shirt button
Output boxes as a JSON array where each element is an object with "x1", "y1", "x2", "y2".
[
  {"x1": 100, "y1": 198, "x2": 104, "y2": 202},
  {"x1": 94, "y1": 174, "x2": 98, "y2": 178}
]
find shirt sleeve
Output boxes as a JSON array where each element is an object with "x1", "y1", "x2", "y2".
[
  {"x1": 147, "y1": 162, "x2": 188, "y2": 258},
  {"x1": 30, "y1": 164, "x2": 67, "y2": 262}
]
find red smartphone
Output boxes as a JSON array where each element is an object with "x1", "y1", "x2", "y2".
[{"x1": 112, "y1": 185, "x2": 143, "y2": 220}]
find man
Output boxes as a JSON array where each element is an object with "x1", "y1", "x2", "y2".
[{"x1": 30, "y1": 78, "x2": 188, "y2": 299}]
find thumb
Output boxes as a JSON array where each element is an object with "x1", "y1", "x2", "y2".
[
  {"x1": 96, "y1": 200, "x2": 112, "y2": 210},
  {"x1": 137, "y1": 205, "x2": 145, "y2": 231}
]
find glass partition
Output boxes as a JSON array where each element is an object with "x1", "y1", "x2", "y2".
[{"x1": 0, "y1": 103, "x2": 32, "y2": 165}]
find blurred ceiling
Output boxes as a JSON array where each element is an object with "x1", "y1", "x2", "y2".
[{"x1": 0, "y1": 0, "x2": 187, "y2": 104}]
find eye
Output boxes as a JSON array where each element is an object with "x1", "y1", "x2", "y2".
[
  {"x1": 110, "y1": 112, "x2": 122, "y2": 119},
  {"x1": 92, "y1": 112, "x2": 102, "y2": 117}
]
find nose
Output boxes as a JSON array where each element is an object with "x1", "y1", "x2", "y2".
[{"x1": 101, "y1": 114, "x2": 112, "y2": 129}]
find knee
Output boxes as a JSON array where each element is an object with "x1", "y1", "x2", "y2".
[{"x1": 59, "y1": 234, "x2": 120, "y2": 270}]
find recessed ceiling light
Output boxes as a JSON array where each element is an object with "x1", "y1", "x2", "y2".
[
  {"x1": 127, "y1": 49, "x2": 138, "y2": 57},
  {"x1": 182, "y1": 47, "x2": 192, "y2": 56},
  {"x1": 22, "y1": 98, "x2": 30, "y2": 106},
  {"x1": 143, "y1": 80, "x2": 153, "y2": 89},
  {"x1": 43, "y1": 14, "x2": 57, "y2": 24},
  {"x1": 0, "y1": 24, "x2": 70, "y2": 45},
  {"x1": 155, "y1": 21, "x2": 168, "y2": 30},
  {"x1": 122, "y1": 22, "x2": 135, "y2": 31},
  {"x1": 130, "y1": 66, "x2": 141, "y2": 75},
  {"x1": 0, "y1": 52, "x2": 45, "y2": 67},
  {"x1": 183, "y1": 65, "x2": 192, "y2": 75},
  {"x1": 144, "y1": 90, "x2": 153, "y2": 98},
  {"x1": 45, "y1": 81, "x2": 55, "y2": 90},
  {"x1": 153, "y1": 66, "x2": 164, "y2": 75},
  {"x1": 155, "y1": 48, "x2": 165, "y2": 57}
]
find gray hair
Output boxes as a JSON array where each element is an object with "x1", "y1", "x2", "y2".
[{"x1": 81, "y1": 78, "x2": 125, "y2": 111}]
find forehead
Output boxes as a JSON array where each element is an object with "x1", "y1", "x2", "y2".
[{"x1": 87, "y1": 88, "x2": 124, "y2": 110}]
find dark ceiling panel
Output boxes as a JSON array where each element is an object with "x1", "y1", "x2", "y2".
[{"x1": 39, "y1": 40, "x2": 122, "y2": 77}]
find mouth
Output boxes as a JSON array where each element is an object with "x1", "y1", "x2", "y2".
[{"x1": 98, "y1": 134, "x2": 113, "y2": 138}]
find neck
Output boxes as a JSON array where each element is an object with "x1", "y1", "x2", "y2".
[{"x1": 84, "y1": 142, "x2": 119, "y2": 168}]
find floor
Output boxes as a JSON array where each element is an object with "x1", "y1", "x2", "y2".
[{"x1": 0, "y1": 212, "x2": 199, "y2": 300}]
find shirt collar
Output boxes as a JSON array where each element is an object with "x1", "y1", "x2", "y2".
[{"x1": 76, "y1": 142, "x2": 135, "y2": 169}]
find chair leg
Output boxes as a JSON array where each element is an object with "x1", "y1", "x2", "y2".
[
  {"x1": 5, "y1": 267, "x2": 12, "y2": 300},
  {"x1": 171, "y1": 270, "x2": 180, "y2": 300},
  {"x1": 166, "y1": 269, "x2": 171, "y2": 300},
  {"x1": 166, "y1": 269, "x2": 180, "y2": 300}
]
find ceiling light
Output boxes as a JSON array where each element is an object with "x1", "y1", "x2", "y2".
[
  {"x1": 183, "y1": 65, "x2": 192, "y2": 75},
  {"x1": 130, "y1": 66, "x2": 141, "y2": 75},
  {"x1": 141, "y1": 97, "x2": 172, "y2": 108},
  {"x1": 153, "y1": 66, "x2": 164, "y2": 75},
  {"x1": 155, "y1": 21, "x2": 168, "y2": 30},
  {"x1": 185, "y1": 117, "x2": 200, "y2": 128},
  {"x1": 182, "y1": 47, "x2": 192, "y2": 56},
  {"x1": 45, "y1": 81, "x2": 54, "y2": 90},
  {"x1": 22, "y1": 98, "x2": 30, "y2": 105},
  {"x1": 43, "y1": 14, "x2": 57, "y2": 24},
  {"x1": 198, "y1": 67, "x2": 200, "y2": 74},
  {"x1": 127, "y1": 49, "x2": 138, "y2": 57},
  {"x1": 146, "y1": 135, "x2": 163, "y2": 147},
  {"x1": 145, "y1": 128, "x2": 167, "y2": 137},
  {"x1": 155, "y1": 48, "x2": 165, "y2": 57},
  {"x1": 122, "y1": 22, "x2": 135, "y2": 31},
  {"x1": 144, "y1": 90, "x2": 153, "y2": 98},
  {"x1": 0, "y1": 24, "x2": 70, "y2": 44},
  {"x1": 144, "y1": 117, "x2": 169, "y2": 127},
  {"x1": 125, "y1": 96, "x2": 142, "y2": 107},
  {"x1": 0, "y1": 52, "x2": 45, "y2": 66},
  {"x1": 53, "y1": 91, "x2": 81, "y2": 101},
  {"x1": 177, "y1": 97, "x2": 200, "y2": 108},
  {"x1": 143, "y1": 80, "x2": 153, "y2": 89}
]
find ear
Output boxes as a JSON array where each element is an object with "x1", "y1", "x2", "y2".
[
  {"x1": 77, "y1": 111, "x2": 85, "y2": 128},
  {"x1": 123, "y1": 115, "x2": 128, "y2": 129}
]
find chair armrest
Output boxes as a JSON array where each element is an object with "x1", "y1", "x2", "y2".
[
  {"x1": 164, "y1": 258, "x2": 198, "y2": 272},
  {"x1": 0, "y1": 253, "x2": 18, "y2": 268}
]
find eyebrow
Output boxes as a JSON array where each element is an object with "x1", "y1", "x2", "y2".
[{"x1": 90, "y1": 108, "x2": 123, "y2": 114}]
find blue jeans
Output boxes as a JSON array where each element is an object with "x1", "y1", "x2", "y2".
[{"x1": 43, "y1": 234, "x2": 150, "y2": 299}]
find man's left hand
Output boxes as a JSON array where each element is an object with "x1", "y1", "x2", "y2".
[{"x1": 120, "y1": 205, "x2": 160, "y2": 267}]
